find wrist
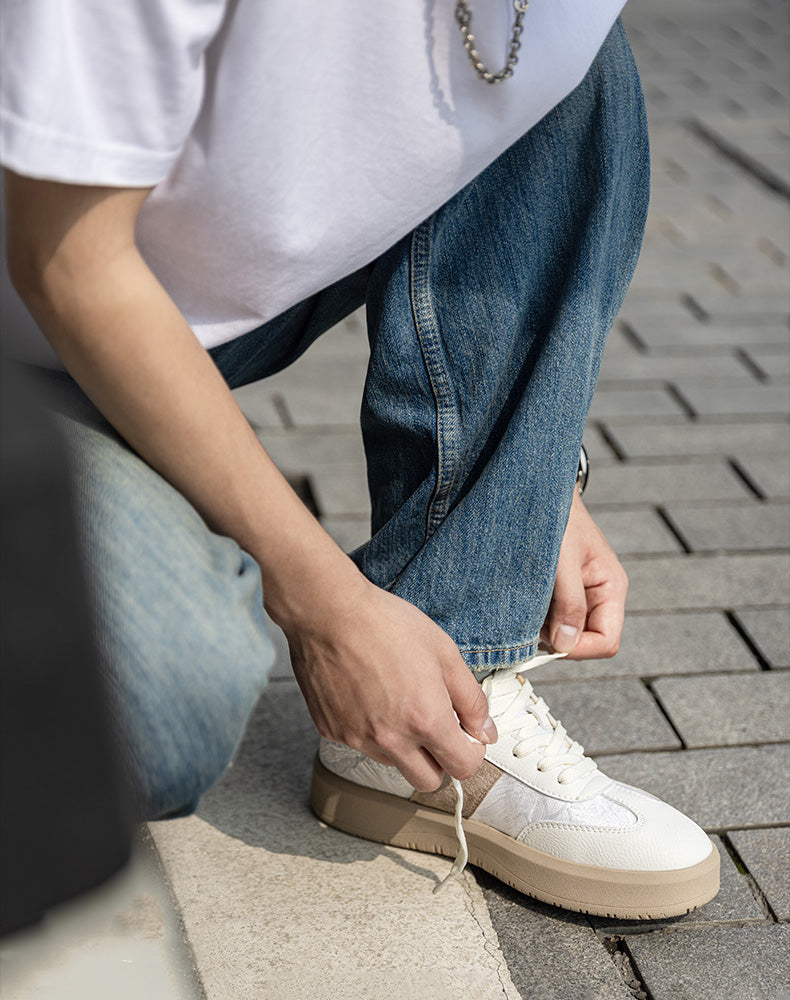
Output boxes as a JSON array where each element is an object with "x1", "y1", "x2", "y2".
[{"x1": 262, "y1": 534, "x2": 372, "y2": 636}]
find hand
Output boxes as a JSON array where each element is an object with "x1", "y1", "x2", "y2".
[
  {"x1": 542, "y1": 491, "x2": 628, "y2": 660},
  {"x1": 279, "y1": 572, "x2": 495, "y2": 792}
]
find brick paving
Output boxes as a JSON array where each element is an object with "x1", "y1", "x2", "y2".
[{"x1": 152, "y1": 1, "x2": 790, "y2": 996}]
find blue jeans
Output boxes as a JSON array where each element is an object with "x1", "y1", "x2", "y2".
[{"x1": 47, "y1": 21, "x2": 648, "y2": 819}]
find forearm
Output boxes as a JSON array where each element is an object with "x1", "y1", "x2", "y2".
[{"x1": 15, "y1": 242, "x2": 362, "y2": 628}]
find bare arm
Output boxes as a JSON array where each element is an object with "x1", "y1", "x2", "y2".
[{"x1": 4, "y1": 171, "x2": 493, "y2": 788}]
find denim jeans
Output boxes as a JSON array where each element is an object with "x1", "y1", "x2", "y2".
[{"x1": 46, "y1": 21, "x2": 648, "y2": 819}]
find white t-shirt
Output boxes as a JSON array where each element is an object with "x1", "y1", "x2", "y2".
[{"x1": 1, "y1": 0, "x2": 625, "y2": 358}]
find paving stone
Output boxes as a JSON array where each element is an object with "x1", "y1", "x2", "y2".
[
  {"x1": 474, "y1": 872, "x2": 628, "y2": 1000},
  {"x1": 653, "y1": 672, "x2": 790, "y2": 747},
  {"x1": 602, "y1": 421, "x2": 790, "y2": 461},
  {"x1": 587, "y1": 388, "x2": 687, "y2": 420},
  {"x1": 585, "y1": 461, "x2": 749, "y2": 506},
  {"x1": 580, "y1": 424, "x2": 621, "y2": 461},
  {"x1": 626, "y1": 925, "x2": 790, "y2": 1000},
  {"x1": 231, "y1": 382, "x2": 287, "y2": 428},
  {"x1": 673, "y1": 382, "x2": 790, "y2": 418},
  {"x1": 149, "y1": 686, "x2": 524, "y2": 1000},
  {"x1": 263, "y1": 614, "x2": 294, "y2": 681},
  {"x1": 262, "y1": 354, "x2": 369, "y2": 392},
  {"x1": 591, "y1": 836, "x2": 764, "y2": 935},
  {"x1": 276, "y1": 385, "x2": 364, "y2": 427},
  {"x1": 255, "y1": 428, "x2": 366, "y2": 470},
  {"x1": 529, "y1": 612, "x2": 758, "y2": 683},
  {"x1": 732, "y1": 609, "x2": 790, "y2": 668},
  {"x1": 621, "y1": 322, "x2": 789, "y2": 352},
  {"x1": 584, "y1": 508, "x2": 683, "y2": 556},
  {"x1": 664, "y1": 501, "x2": 790, "y2": 552},
  {"x1": 598, "y1": 351, "x2": 750, "y2": 383},
  {"x1": 622, "y1": 553, "x2": 790, "y2": 612},
  {"x1": 735, "y1": 454, "x2": 790, "y2": 499},
  {"x1": 595, "y1": 746, "x2": 790, "y2": 830},
  {"x1": 0, "y1": 834, "x2": 201, "y2": 1000},
  {"x1": 742, "y1": 345, "x2": 790, "y2": 379},
  {"x1": 729, "y1": 827, "x2": 790, "y2": 920},
  {"x1": 532, "y1": 678, "x2": 680, "y2": 754},
  {"x1": 309, "y1": 464, "x2": 370, "y2": 517},
  {"x1": 320, "y1": 515, "x2": 371, "y2": 553}
]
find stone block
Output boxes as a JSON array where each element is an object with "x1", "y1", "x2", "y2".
[
  {"x1": 533, "y1": 678, "x2": 680, "y2": 754},
  {"x1": 526, "y1": 612, "x2": 758, "y2": 683},
  {"x1": 732, "y1": 609, "x2": 790, "y2": 668},
  {"x1": 256, "y1": 428, "x2": 366, "y2": 471},
  {"x1": 585, "y1": 461, "x2": 749, "y2": 506},
  {"x1": 729, "y1": 827, "x2": 790, "y2": 920},
  {"x1": 150, "y1": 686, "x2": 526, "y2": 1000},
  {"x1": 626, "y1": 925, "x2": 790, "y2": 1000},
  {"x1": 742, "y1": 345, "x2": 790, "y2": 379},
  {"x1": 473, "y1": 872, "x2": 629, "y2": 1000},
  {"x1": 622, "y1": 322, "x2": 789, "y2": 352},
  {"x1": 595, "y1": 746, "x2": 790, "y2": 829},
  {"x1": 231, "y1": 383, "x2": 287, "y2": 428},
  {"x1": 622, "y1": 553, "x2": 790, "y2": 612},
  {"x1": 591, "y1": 835, "x2": 764, "y2": 935},
  {"x1": 735, "y1": 455, "x2": 790, "y2": 499},
  {"x1": 652, "y1": 672, "x2": 790, "y2": 747},
  {"x1": 276, "y1": 385, "x2": 364, "y2": 427},
  {"x1": 603, "y1": 421, "x2": 789, "y2": 461},
  {"x1": 581, "y1": 424, "x2": 621, "y2": 461},
  {"x1": 588, "y1": 389, "x2": 687, "y2": 420},
  {"x1": 598, "y1": 352, "x2": 749, "y2": 383},
  {"x1": 263, "y1": 614, "x2": 293, "y2": 681},
  {"x1": 664, "y1": 501, "x2": 790, "y2": 552},
  {"x1": 673, "y1": 382, "x2": 790, "y2": 418},
  {"x1": 585, "y1": 508, "x2": 683, "y2": 556},
  {"x1": 320, "y1": 516, "x2": 371, "y2": 554},
  {"x1": 309, "y1": 464, "x2": 370, "y2": 517}
]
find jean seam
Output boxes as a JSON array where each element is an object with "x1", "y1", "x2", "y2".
[{"x1": 409, "y1": 219, "x2": 459, "y2": 539}]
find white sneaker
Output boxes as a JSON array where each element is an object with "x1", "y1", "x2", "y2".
[{"x1": 310, "y1": 659, "x2": 720, "y2": 919}]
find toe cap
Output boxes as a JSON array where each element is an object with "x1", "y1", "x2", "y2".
[{"x1": 517, "y1": 781, "x2": 714, "y2": 872}]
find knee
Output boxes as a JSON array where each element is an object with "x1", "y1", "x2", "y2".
[{"x1": 114, "y1": 575, "x2": 275, "y2": 819}]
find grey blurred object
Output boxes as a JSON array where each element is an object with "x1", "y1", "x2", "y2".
[{"x1": 0, "y1": 337, "x2": 131, "y2": 935}]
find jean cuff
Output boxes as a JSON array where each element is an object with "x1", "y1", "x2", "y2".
[{"x1": 460, "y1": 634, "x2": 542, "y2": 678}]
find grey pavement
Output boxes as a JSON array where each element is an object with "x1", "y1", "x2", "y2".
[{"x1": 6, "y1": 2, "x2": 787, "y2": 998}]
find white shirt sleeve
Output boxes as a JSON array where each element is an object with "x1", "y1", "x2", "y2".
[{"x1": 0, "y1": 0, "x2": 228, "y2": 186}]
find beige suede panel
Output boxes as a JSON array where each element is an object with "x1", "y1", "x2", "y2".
[{"x1": 411, "y1": 759, "x2": 502, "y2": 818}]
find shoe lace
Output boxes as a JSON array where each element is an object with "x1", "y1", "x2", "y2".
[{"x1": 435, "y1": 650, "x2": 596, "y2": 893}]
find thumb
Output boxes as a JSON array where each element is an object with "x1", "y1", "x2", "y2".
[
  {"x1": 548, "y1": 548, "x2": 588, "y2": 654},
  {"x1": 444, "y1": 653, "x2": 497, "y2": 745}
]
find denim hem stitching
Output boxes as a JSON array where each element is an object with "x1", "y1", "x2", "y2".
[{"x1": 459, "y1": 635, "x2": 542, "y2": 674}]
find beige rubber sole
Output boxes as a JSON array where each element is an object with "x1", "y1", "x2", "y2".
[{"x1": 310, "y1": 757, "x2": 720, "y2": 920}]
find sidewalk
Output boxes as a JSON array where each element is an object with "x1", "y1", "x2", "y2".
[{"x1": 5, "y1": 1, "x2": 787, "y2": 997}]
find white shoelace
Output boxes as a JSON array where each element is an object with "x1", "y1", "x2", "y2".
[{"x1": 434, "y1": 650, "x2": 597, "y2": 892}]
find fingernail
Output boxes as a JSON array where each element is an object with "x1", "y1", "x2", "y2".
[
  {"x1": 554, "y1": 625, "x2": 581, "y2": 653},
  {"x1": 481, "y1": 716, "x2": 498, "y2": 744}
]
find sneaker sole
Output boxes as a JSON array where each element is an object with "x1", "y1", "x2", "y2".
[{"x1": 310, "y1": 757, "x2": 720, "y2": 920}]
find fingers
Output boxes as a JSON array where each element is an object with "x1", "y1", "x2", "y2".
[
  {"x1": 572, "y1": 571, "x2": 628, "y2": 660},
  {"x1": 547, "y1": 542, "x2": 588, "y2": 654},
  {"x1": 443, "y1": 652, "x2": 497, "y2": 745}
]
